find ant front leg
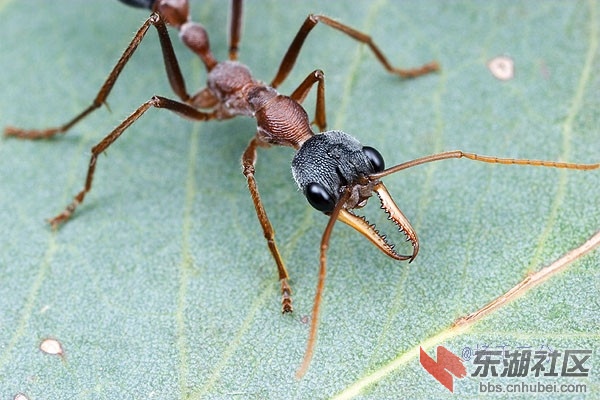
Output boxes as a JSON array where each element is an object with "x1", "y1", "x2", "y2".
[
  {"x1": 5, "y1": 12, "x2": 190, "y2": 139},
  {"x1": 242, "y1": 137, "x2": 293, "y2": 313},
  {"x1": 290, "y1": 70, "x2": 327, "y2": 132},
  {"x1": 49, "y1": 96, "x2": 215, "y2": 227},
  {"x1": 270, "y1": 14, "x2": 439, "y2": 88}
]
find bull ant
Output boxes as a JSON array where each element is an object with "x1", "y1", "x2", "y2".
[{"x1": 5, "y1": 0, "x2": 599, "y2": 378}]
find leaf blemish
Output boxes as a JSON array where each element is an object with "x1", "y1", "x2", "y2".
[
  {"x1": 39, "y1": 338, "x2": 64, "y2": 357},
  {"x1": 488, "y1": 56, "x2": 515, "y2": 81}
]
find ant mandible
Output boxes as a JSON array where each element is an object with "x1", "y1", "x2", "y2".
[{"x1": 5, "y1": 0, "x2": 599, "y2": 378}]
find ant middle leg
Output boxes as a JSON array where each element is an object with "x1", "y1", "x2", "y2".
[
  {"x1": 5, "y1": 12, "x2": 190, "y2": 140},
  {"x1": 290, "y1": 70, "x2": 327, "y2": 132},
  {"x1": 49, "y1": 96, "x2": 215, "y2": 227},
  {"x1": 242, "y1": 137, "x2": 293, "y2": 313},
  {"x1": 270, "y1": 14, "x2": 440, "y2": 89}
]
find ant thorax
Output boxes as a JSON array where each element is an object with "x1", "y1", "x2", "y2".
[{"x1": 248, "y1": 86, "x2": 314, "y2": 148}]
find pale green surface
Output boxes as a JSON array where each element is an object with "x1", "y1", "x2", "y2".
[{"x1": 0, "y1": 1, "x2": 599, "y2": 399}]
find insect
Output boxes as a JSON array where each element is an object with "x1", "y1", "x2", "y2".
[{"x1": 5, "y1": 0, "x2": 598, "y2": 379}]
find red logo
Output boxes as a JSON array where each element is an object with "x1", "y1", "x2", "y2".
[{"x1": 420, "y1": 346, "x2": 467, "y2": 392}]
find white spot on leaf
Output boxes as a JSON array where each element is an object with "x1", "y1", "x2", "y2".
[
  {"x1": 40, "y1": 338, "x2": 64, "y2": 356},
  {"x1": 488, "y1": 56, "x2": 515, "y2": 81}
]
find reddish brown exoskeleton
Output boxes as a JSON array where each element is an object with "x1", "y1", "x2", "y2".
[{"x1": 5, "y1": 0, "x2": 598, "y2": 378}]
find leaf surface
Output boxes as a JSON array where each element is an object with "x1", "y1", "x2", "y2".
[{"x1": 0, "y1": 1, "x2": 598, "y2": 398}]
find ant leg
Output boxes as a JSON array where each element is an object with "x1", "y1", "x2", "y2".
[
  {"x1": 228, "y1": 0, "x2": 243, "y2": 60},
  {"x1": 270, "y1": 14, "x2": 439, "y2": 88},
  {"x1": 295, "y1": 186, "x2": 351, "y2": 379},
  {"x1": 242, "y1": 137, "x2": 293, "y2": 313},
  {"x1": 49, "y1": 96, "x2": 215, "y2": 227},
  {"x1": 5, "y1": 13, "x2": 190, "y2": 139},
  {"x1": 290, "y1": 70, "x2": 327, "y2": 132}
]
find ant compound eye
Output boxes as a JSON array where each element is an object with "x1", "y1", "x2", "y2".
[
  {"x1": 305, "y1": 182, "x2": 335, "y2": 213},
  {"x1": 363, "y1": 146, "x2": 385, "y2": 173}
]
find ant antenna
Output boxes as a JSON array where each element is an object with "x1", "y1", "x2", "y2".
[{"x1": 370, "y1": 151, "x2": 600, "y2": 180}]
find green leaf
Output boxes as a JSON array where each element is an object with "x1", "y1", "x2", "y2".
[{"x1": 1, "y1": 0, "x2": 598, "y2": 398}]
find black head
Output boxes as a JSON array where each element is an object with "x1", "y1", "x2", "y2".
[
  {"x1": 292, "y1": 131, "x2": 384, "y2": 212},
  {"x1": 291, "y1": 131, "x2": 418, "y2": 262}
]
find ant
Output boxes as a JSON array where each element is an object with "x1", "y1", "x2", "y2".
[{"x1": 5, "y1": 0, "x2": 599, "y2": 378}]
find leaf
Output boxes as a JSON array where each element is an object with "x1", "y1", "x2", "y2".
[{"x1": 1, "y1": 0, "x2": 598, "y2": 398}]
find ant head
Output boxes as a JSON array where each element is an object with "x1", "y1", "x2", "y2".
[{"x1": 292, "y1": 131, "x2": 419, "y2": 262}]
